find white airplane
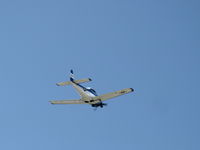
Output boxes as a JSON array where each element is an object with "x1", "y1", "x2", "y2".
[{"x1": 50, "y1": 70, "x2": 134, "y2": 108}]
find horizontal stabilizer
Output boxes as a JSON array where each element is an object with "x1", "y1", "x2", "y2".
[
  {"x1": 50, "y1": 99, "x2": 85, "y2": 104},
  {"x1": 56, "y1": 78, "x2": 92, "y2": 86}
]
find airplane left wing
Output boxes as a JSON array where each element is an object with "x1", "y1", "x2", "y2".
[
  {"x1": 50, "y1": 99, "x2": 85, "y2": 104},
  {"x1": 93, "y1": 88, "x2": 134, "y2": 102}
]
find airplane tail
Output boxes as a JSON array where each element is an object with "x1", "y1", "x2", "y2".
[
  {"x1": 70, "y1": 69, "x2": 75, "y2": 81},
  {"x1": 56, "y1": 69, "x2": 92, "y2": 86}
]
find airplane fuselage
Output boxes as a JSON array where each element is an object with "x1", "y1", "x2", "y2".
[
  {"x1": 50, "y1": 69, "x2": 134, "y2": 108},
  {"x1": 71, "y1": 82, "x2": 105, "y2": 107},
  {"x1": 71, "y1": 82, "x2": 101, "y2": 106}
]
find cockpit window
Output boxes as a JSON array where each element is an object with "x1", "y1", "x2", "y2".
[
  {"x1": 88, "y1": 88, "x2": 97, "y2": 96},
  {"x1": 90, "y1": 89, "x2": 96, "y2": 93}
]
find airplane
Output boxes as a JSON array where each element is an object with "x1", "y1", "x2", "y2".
[{"x1": 50, "y1": 70, "x2": 134, "y2": 109}]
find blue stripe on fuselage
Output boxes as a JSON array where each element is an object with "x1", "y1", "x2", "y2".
[{"x1": 74, "y1": 82, "x2": 98, "y2": 96}]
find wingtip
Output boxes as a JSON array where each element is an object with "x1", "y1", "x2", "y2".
[
  {"x1": 130, "y1": 88, "x2": 134, "y2": 92},
  {"x1": 49, "y1": 101, "x2": 54, "y2": 104},
  {"x1": 88, "y1": 78, "x2": 92, "y2": 81}
]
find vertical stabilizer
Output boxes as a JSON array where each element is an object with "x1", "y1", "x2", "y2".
[{"x1": 70, "y1": 69, "x2": 75, "y2": 81}]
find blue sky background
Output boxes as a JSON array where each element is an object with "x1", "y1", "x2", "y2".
[{"x1": 0, "y1": 0, "x2": 200, "y2": 150}]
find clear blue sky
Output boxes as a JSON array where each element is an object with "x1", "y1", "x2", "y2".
[{"x1": 0, "y1": 0, "x2": 199, "y2": 150}]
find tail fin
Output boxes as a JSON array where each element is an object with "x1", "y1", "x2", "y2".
[
  {"x1": 70, "y1": 69, "x2": 75, "y2": 81},
  {"x1": 56, "y1": 70, "x2": 92, "y2": 86}
]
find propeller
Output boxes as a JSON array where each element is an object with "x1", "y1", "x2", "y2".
[
  {"x1": 99, "y1": 103, "x2": 107, "y2": 108},
  {"x1": 92, "y1": 103, "x2": 107, "y2": 110},
  {"x1": 101, "y1": 103, "x2": 107, "y2": 107}
]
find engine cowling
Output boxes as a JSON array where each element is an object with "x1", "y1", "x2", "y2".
[{"x1": 91, "y1": 102, "x2": 107, "y2": 108}]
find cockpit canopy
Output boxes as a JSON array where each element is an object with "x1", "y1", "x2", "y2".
[{"x1": 86, "y1": 87, "x2": 97, "y2": 96}]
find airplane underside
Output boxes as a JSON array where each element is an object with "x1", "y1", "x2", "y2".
[{"x1": 50, "y1": 70, "x2": 134, "y2": 109}]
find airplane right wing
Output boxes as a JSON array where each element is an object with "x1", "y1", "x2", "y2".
[
  {"x1": 93, "y1": 88, "x2": 134, "y2": 102},
  {"x1": 56, "y1": 78, "x2": 92, "y2": 86},
  {"x1": 50, "y1": 99, "x2": 86, "y2": 104}
]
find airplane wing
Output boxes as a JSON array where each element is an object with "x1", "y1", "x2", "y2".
[
  {"x1": 56, "y1": 78, "x2": 92, "y2": 86},
  {"x1": 50, "y1": 99, "x2": 85, "y2": 104},
  {"x1": 93, "y1": 88, "x2": 134, "y2": 102}
]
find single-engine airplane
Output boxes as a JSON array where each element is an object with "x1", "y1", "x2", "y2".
[{"x1": 50, "y1": 70, "x2": 134, "y2": 108}]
